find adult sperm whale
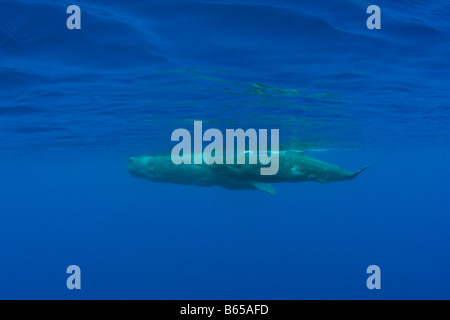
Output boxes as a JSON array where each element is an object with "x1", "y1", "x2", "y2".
[{"x1": 127, "y1": 151, "x2": 369, "y2": 195}]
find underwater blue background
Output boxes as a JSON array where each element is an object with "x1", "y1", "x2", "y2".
[{"x1": 0, "y1": 0, "x2": 449, "y2": 299}]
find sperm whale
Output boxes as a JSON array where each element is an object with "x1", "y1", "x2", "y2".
[{"x1": 127, "y1": 151, "x2": 369, "y2": 195}]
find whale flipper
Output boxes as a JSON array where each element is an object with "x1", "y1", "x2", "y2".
[{"x1": 252, "y1": 182, "x2": 276, "y2": 195}]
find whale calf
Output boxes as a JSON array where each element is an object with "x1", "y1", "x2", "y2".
[{"x1": 127, "y1": 151, "x2": 369, "y2": 195}]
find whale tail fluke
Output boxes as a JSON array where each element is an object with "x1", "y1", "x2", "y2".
[{"x1": 349, "y1": 165, "x2": 370, "y2": 179}]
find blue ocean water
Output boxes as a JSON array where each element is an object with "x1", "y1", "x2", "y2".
[{"x1": 0, "y1": 0, "x2": 449, "y2": 299}]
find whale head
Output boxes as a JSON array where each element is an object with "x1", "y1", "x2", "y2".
[
  {"x1": 127, "y1": 155, "x2": 215, "y2": 185},
  {"x1": 127, "y1": 156, "x2": 162, "y2": 181}
]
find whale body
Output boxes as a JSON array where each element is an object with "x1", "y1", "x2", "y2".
[{"x1": 127, "y1": 151, "x2": 369, "y2": 195}]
